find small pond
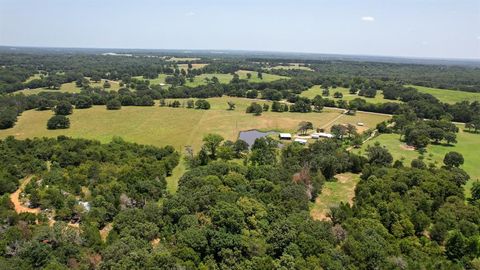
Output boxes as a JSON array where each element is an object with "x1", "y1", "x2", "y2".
[{"x1": 238, "y1": 130, "x2": 277, "y2": 148}]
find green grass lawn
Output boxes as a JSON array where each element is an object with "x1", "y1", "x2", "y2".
[
  {"x1": 0, "y1": 96, "x2": 390, "y2": 192},
  {"x1": 310, "y1": 173, "x2": 360, "y2": 220},
  {"x1": 301, "y1": 85, "x2": 400, "y2": 104},
  {"x1": 355, "y1": 129, "x2": 480, "y2": 197},
  {"x1": 407, "y1": 85, "x2": 480, "y2": 104}
]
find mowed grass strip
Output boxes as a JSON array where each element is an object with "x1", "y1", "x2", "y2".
[
  {"x1": 407, "y1": 85, "x2": 480, "y2": 104},
  {"x1": 310, "y1": 173, "x2": 360, "y2": 221},
  {"x1": 355, "y1": 130, "x2": 480, "y2": 197},
  {"x1": 301, "y1": 85, "x2": 401, "y2": 104}
]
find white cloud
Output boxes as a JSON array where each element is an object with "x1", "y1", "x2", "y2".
[
  {"x1": 477, "y1": 36, "x2": 480, "y2": 40},
  {"x1": 361, "y1": 16, "x2": 375, "y2": 22},
  {"x1": 185, "y1": 11, "x2": 195, "y2": 17}
]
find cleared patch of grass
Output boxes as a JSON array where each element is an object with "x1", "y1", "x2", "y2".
[
  {"x1": 301, "y1": 85, "x2": 401, "y2": 104},
  {"x1": 235, "y1": 70, "x2": 289, "y2": 83},
  {"x1": 185, "y1": 73, "x2": 234, "y2": 87},
  {"x1": 178, "y1": 63, "x2": 208, "y2": 70},
  {"x1": 17, "y1": 82, "x2": 82, "y2": 95},
  {"x1": 24, "y1": 73, "x2": 43, "y2": 82},
  {"x1": 407, "y1": 85, "x2": 480, "y2": 104},
  {"x1": 133, "y1": 74, "x2": 169, "y2": 86},
  {"x1": 310, "y1": 173, "x2": 360, "y2": 221},
  {"x1": 355, "y1": 129, "x2": 480, "y2": 197},
  {"x1": 17, "y1": 79, "x2": 121, "y2": 96}
]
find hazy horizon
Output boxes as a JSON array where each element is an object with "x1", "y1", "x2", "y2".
[{"x1": 1, "y1": 0, "x2": 479, "y2": 59}]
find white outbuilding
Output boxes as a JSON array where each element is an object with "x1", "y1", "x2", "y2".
[
  {"x1": 294, "y1": 138, "x2": 308, "y2": 144},
  {"x1": 279, "y1": 133, "x2": 292, "y2": 140},
  {"x1": 311, "y1": 132, "x2": 334, "y2": 139}
]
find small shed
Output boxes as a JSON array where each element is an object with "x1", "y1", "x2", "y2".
[
  {"x1": 279, "y1": 133, "x2": 292, "y2": 140},
  {"x1": 311, "y1": 132, "x2": 334, "y2": 139},
  {"x1": 357, "y1": 122, "x2": 365, "y2": 126},
  {"x1": 294, "y1": 138, "x2": 308, "y2": 144}
]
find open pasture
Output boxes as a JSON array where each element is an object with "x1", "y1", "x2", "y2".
[
  {"x1": 355, "y1": 130, "x2": 480, "y2": 196},
  {"x1": 407, "y1": 85, "x2": 480, "y2": 104},
  {"x1": 301, "y1": 85, "x2": 401, "y2": 104}
]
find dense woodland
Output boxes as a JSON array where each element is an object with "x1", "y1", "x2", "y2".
[
  {"x1": 1, "y1": 49, "x2": 480, "y2": 269},
  {"x1": 0, "y1": 134, "x2": 479, "y2": 269}
]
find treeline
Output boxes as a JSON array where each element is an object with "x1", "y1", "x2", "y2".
[{"x1": 259, "y1": 58, "x2": 480, "y2": 92}]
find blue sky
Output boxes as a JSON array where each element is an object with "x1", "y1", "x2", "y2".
[{"x1": 0, "y1": 0, "x2": 479, "y2": 59}]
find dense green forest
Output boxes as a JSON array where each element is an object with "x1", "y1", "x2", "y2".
[{"x1": 0, "y1": 135, "x2": 479, "y2": 269}]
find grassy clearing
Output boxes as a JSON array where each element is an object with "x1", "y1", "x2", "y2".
[
  {"x1": 355, "y1": 129, "x2": 480, "y2": 196},
  {"x1": 177, "y1": 63, "x2": 208, "y2": 70},
  {"x1": 185, "y1": 73, "x2": 234, "y2": 87},
  {"x1": 407, "y1": 85, "x2": 480, "y2": 104},
  {"x1": 0, "y1": 97, "x2": 389, "y2": 192},
  {"x1": 17, "y1": 82, "x2": 82, "y2": 95},
  {"x1": 133, "y1": 74, "x2": 169, "y2": 85},
  {"x1": 24, "y1": 73, "x2": 43, "y2": 82},
  {"x1": 310, "y1": 173, "x2": 360, "y2": 221},
  {"x1": 235, "y1": 70, "x2": 289, "y2": 83},
  {"x1": 17, "y1": 79, "x2": 121, "y2": 96},
  {"x1": 301, "y1": 85, "x2": 400, "y2": 104}
]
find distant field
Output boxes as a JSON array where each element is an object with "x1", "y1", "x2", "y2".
[
  {"x1": 133, "y1": 74, "x2": 169, "y2": 85},
  {"x1": 185, "y1": 73, "x2": 234, "y2": 87},
  {"x1": 271, "y1": 64, "x2": 313, "y2": 71},
  {"x1": 17, "y1": 79, "x2": 121, "y2": 96},
  {"x1": 407, "y1": 85, "x2": 480, "y2": 104},
  {"x1": 178, "y1": 63, "x2": 208, "y2": 70},
  {"x1": 17, "y1": 82, "x2": 82, "y2": 95},
  {"x1": 310, "y1": 173, "x2": 360, "y2": 220},
  {"x1": 166, "y1": 57, "x2": 201, "y2": 62},
  {"x1": 235, "y1": 70, "x2": 289, "y2": 82},
  {"x1": 24, "y1": 73, "x2": 43, "y2": 82},
  {"x1": 355, "y1": 129, "x2": 480, "y2": 196},
  {"x1": 301, "y1": 85, "x2": 400, "y2": 104}
]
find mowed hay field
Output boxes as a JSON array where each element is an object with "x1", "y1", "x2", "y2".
[
  {"x1": 355, "y1": 129, "x2": 480, "y2": 196},
  {"x1": 0, "y1": 97, "x2": 389, "y2": 150},
  {"x1": 301, "y1": 85, "x2": 401, "y2": 104},
  {"x1": 407, "y1": 85, "x2": 480, "y2": 104}
]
